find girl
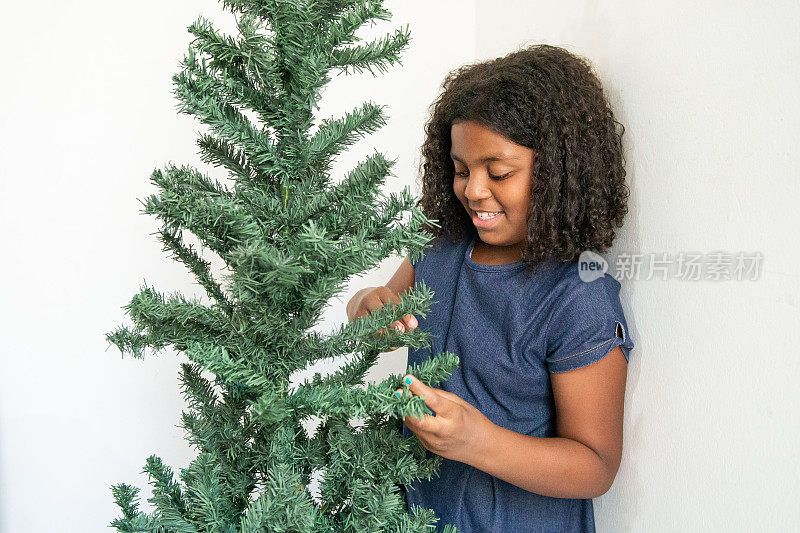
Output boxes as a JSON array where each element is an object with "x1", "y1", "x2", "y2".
[{"x1": 347, "y1": 44, "x2": 634, "y2": 532}]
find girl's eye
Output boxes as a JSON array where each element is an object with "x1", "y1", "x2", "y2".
[{"x1": 454, "y1": 171, "x2": 511, "y2": 180}]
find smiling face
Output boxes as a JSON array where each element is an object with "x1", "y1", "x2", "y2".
[{"x1": 451, "y1": 120, "x2": 535, "y2": 264}]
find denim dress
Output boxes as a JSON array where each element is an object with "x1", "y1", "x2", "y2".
[{"x1": 403, "y1": 227, "x2": 634, "y2": 532}]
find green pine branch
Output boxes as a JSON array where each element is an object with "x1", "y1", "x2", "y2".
[
  {"x1": 315, "y1": 0, "x2": 392, "y2": 52},
  {"x1": 173, "y1": 52, "x2": 278, "y2": 174},
  {"x1": 158, "y1": 227, "x2": 236, "y2": 317},
  {"x1": 196, "y1": 133, "x2": 259, "y2": 188},
  {"x1": 308, "y1": 100, "x2": 388, "y2": 170},
  {"x1": 330, "y1": 24, "x2": 411, "y2": 77},
  {"x1": 141, "y1": 164, "x2": 265, "y2": 259},
  {"x1": 187, "y1": 15, "x2": 282, "y2": 126},
  {"x1": 299, "y1": 150, "x2": 395, "y2": 220}
]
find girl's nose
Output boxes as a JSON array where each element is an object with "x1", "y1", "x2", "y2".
[{"x1": 464, "y1": 173, "x2": 493, "y2": 199}]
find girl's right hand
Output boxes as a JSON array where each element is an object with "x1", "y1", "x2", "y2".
[{"x1": 347, "y1": 286, "x2": 418, "y2": 351}]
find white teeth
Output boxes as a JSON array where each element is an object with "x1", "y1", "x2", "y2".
[{"x1": 477, "y1": 211, "x2": 502, "y2": 220}]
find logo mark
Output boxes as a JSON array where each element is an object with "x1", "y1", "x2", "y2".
[{"x1": 578, "y1": 251, "x2": 608, "y2": 282}]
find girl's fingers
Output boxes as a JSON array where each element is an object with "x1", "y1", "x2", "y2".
[
  {"x1": 397, "y1": 381, "x2": 436, "y2": 430},
  {"x1": 402, "y1": 375, "x2": 440, "y2": 409},
  {"x1": 375, "y1": 322, "x2": 403, "y2": 352},
  {"x1": 392, "y1": 316, "x2": 417, "y2": 332},
  {"x1": 378, "y1": 316, "x2": 415, "y2": 350}
]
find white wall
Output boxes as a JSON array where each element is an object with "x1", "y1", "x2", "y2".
[
  {"x1": 2, "y1": 1, "x2": 798, "y2": 531},
  {"x1": 0, "y1": 1, "x2": 475, "y2": 531},
  {"x1": 473, "y1": 0, "x2": 800, "y2": 530}
]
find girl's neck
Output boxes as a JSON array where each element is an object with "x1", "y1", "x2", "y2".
[{"x1": 471, "y1": 237, "x2": 524, "y2": 265}]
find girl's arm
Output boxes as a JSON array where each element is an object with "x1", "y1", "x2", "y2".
[{"x1": 400, "y1": 345, "x2": 628, "y2": 499}]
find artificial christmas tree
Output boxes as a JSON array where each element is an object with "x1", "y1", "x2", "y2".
[{"x1": 106, "y1": 1, "x2": 459, "y2": 531}]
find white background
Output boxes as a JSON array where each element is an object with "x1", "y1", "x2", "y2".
[{"x1": 1, "y1": 1, "x2": 798, "y2": 531}]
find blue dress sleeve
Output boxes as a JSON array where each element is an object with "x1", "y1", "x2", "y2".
[
  {"x1": 544, "y1": 272, "x2": 635, "y2": 373},
  {"x1": 408, "y1": 236, "x2": 434, "y2": 271},
  {"x1": 409, "y1": 246, "x2": 424, "y2": 271}
]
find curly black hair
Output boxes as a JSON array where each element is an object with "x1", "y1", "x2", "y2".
[{"x1": 415, "y1": 44, "x2": 630, "y2": 276}]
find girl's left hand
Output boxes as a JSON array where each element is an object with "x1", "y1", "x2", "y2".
[{"x1": 397, "y1": 374, "x2": 495, "y2": 464}]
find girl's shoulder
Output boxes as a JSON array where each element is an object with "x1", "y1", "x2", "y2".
[
  {"x1": 551, "y1": 255, "x2": 621, "y2": 303},
  {"x1": 525, "y1": 256, "x2": 624, "y2": 329},
  {"x1": 540, "y1": 256, "x2": 634, "y2": 371},
  {"x1": 546, "y1": 255, "x2": 622, "y2": 295}
]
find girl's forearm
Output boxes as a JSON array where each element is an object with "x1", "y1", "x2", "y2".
[{"x1": 465, "y1": 422, "x2": 613, "y2": 499}]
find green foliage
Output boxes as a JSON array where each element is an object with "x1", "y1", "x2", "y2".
[{"x1": 107, "y1": 0, "x2": 455, "y2": 531}]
